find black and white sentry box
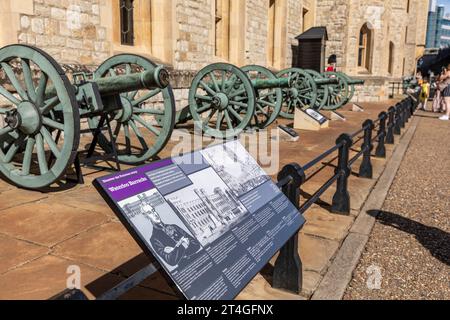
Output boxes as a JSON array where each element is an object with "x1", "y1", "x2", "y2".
[{"x1": 94, "y1": 140, "x2": 305, "y2": 300}]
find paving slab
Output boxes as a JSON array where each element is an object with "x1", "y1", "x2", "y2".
[
  {"x1": 299, "y1": 234, "x2": 340, "y2": 275},
  {"x1": 50, "y1": 185, "x2": 117, "y2": 218},
  {"x1": 53, "y1": 222, "x2": 143, "y2": 272},
  {"x1": 0, "y1": 203, "x2": 109, "y2": 247},
  {"x1": 0, "y1": 180, "x2": 12, "y2": 194},
  {"x1": 301, "y1": 271, "x2": 323, "y2": 298},
  {"x1": 0, "y1": 234, "x2": 49, "y2": 274},
  {"x1": 236, "y1": 273, "x2": 306, "y2": 300},
  {"x1": 301, "y1": 207, "x2": 354, "y2": 241},
  {"x1": 0, "y1": 188, "x2": 48, "y2": 212},
  {"x1": 0, "y1": 255, "x2": 108, "y2": 300}
]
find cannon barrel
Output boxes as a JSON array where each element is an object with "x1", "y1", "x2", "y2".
[
  {"x1": 347, "y1": 79, "x2": 365, "y2": 85},
  {"x1": 95, "y1": 65, "x2": 170, "y2": 95},
  {"x1": 252, "y1": 77, "x2": 292, "y2": 89},
  {"x1": 314, "y1": 78, "x2": 339, "y2": 86},
  {"x1": 207, "y1": 77, "x2": 292, "y2": 91},
  {"x1": 45, "y1": 65, "x2": 170, "y2": 98}
]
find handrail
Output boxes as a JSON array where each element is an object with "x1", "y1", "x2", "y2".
[
  {"x1": 302, "y1": 142, "x2": 342, "y2": 172},
  {"x1": 274, "y1": 90, "x2": 420, "y2": 295},
  {"x1": 272, "y1": 91, "x2": 420, "y2": 295}
]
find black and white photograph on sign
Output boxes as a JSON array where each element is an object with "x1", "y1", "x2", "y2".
[
  {"x1": 118, "y1": 189, "x2": 202, "y2": 271},
  {"x1": 200, "y1": 141, "x2": 270, "y2": 198},
  {"x1": 166, "y1": 167, "x2": 249, "y2": 247}
]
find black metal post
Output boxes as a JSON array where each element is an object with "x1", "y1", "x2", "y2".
[
  {"x1": 273, "y1": 163, "x2": 305, "y2": 294},
  {"x1": 331, "y1": 134, "x2": 353, "y2": 215},
  {"x1": 386, "y1": 106, "x2": 395, "y2": 144},
  {"x1": 405, "y1": 99, "x2": 411, "y2": 122},
  {"x1": 375, "y1": 112, "x2": 387, "y2": 158},
  {"x1": 359, "y1": 120, "x2": 374, "y2": 179},
  {"x1": 409, "y1": 97, "x2": 415, "y2": 117},
  {"x1": 394, "y1": 104, "x2": 401, "y2": 135},
  {"x1": 400, "y1": 102, "x2": 406, "y2": 128}
]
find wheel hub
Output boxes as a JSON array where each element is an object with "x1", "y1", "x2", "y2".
[
  {"x1": 11, "y1": 101, "x2": 42, "y2": 135},
  {"x1": 289, "y1": 88, "x2": 299, "y2": 99},
  {"x1": 211, "y1": 93, "x2": 229, "y2": 111},
  {"x1": 4, "y1": 110, "x2": 21, "y2": 130},
  {"x1": 118, "y1": 96, "x2": 134, "y2": 122}
]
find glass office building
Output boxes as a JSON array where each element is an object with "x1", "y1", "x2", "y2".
[{"x1": 426, "y1": 2, "x2": 450, "y2": 48}]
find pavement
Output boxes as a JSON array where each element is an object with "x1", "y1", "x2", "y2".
[
  {"x1": 344, "y1": 111, "x2": 450, "y2": 300},
  {"x1": 0, "y1": 100, "x2": 414, "y2": 300}
]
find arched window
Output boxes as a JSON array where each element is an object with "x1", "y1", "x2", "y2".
[
  {"x1": 388, "y1": 41, "x2": 395, "y2": 75},
  {"x1": 358, "y1": 23, "x2": 373, "y2": 71},
  {"x1": 120, "y1": 0, "x2": 135, "y2": 45}
]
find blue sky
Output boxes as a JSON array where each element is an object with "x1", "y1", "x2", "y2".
[{"x1": 438, "y1": 0, "x2": 450, "y2": 14}]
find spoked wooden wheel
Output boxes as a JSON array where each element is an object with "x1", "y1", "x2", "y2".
[
  {"x1": 339, "y1": 72, "x2": 356, "y2": 103},
  {"x1": 322, "y1": 72, "x2": 349, "y2": 110},
  {"x1": 242, "y1": 65, "x2": 282, "y2": 129},
  {"x1": 305, "y1": 69, "x2": 330, "y2": 111},
  {"x1": 277, "y1": 68, "x2": 318, "y2": 119},
  {"x1": 189, "y1": 63, "x2": 256, "y2": 139},
  {"x1": 92, "y1": 54, "x2": 176, "y2": 165},
  {"x1": 0, "y1": 45, "x2": 79, "y2": 189}
]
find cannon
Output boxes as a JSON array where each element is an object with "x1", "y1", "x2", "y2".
[
  {"x1": 169, "y1": 63, "x2": 295, "y2": 139},
  {"x1": 0, "y1": 45, "x2": 176, "y2": 189},
  {"x1": 273, "y1": 69, "x2": 365, "y2": 117},
  {"x1": 305, "y1": 71, "x2": 364, "y2": 111}
]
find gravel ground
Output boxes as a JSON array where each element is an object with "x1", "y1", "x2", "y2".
[{"x1": 344, "y1": 113, "x2": 450, "y2": 300}]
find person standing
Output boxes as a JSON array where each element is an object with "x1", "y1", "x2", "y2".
[
  {"x1": 326, "y1": 54, "x2": 337, "y2": 72},
  {"x1": 432, "y1": 70, "x2": 445, "y2": 113},
  {"x1": 419, "y1": 78, "x2": 430, "y2": 110},
  {"x1": 439, "y1": 64, "x2": 450, "y2": 121}
]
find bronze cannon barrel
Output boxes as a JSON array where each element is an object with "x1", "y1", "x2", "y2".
[
  {"x1": 94, "y1": 65, "x2": 170, "y2": 95},
  {"x1": 45, "y1": 65, "x2": 170, "y2": 98},
  {"x1": 207, "y1": 76, "x2": 293, "y2": 91},
  {"x1": 252, "y1": 77, "x2": 292, "y2": 89},
  {"x1": 347, "y1": 79, "x2": 365, "y2": 85},
  {"x1": 314, "y1": 78, "x2": 339, "y2": 86}
]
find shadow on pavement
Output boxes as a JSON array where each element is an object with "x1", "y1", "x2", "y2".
[{"x1": 367, "y1": 210, "x2": 450, "y2": 266}]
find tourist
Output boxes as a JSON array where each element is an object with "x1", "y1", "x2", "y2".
[
  {"x1": 432, "y1": 70, "x2": 445, "y2": 113},
  {"x1": 418, "y1": 78, "x2": 430, "y2": 110},
  {"x1": 439, "y1": 64, "x2": 450, "y2": 120}
]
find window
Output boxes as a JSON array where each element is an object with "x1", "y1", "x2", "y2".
[
  {"x1": 358, "y1": 23, "x2": 372, "y2": 71},
  {"x1": 267, "y1": 0, "x2": 276, "y2": 66},
  {"x1": 405, "y1": 26, "x2": 408, "y2": 44},
  {"x1": 111, "y1": 1, "x2": 174, "y2": 64},
  {"x1": 388, "y1": 42, "x2": 394, "y2": 74},
  {"x1": 302, "y1": 6, "x2": 314, "y2": 33},
  {"x1": 120, "y1": 0, "x2": 134, "y2": 46},
  {"x1": 215, "y1": 0, "x2": 230, "y2": 60},
  {"x1": 213, "y1": 0, "x2": 245, "y2": 64},
  {"x1": 267, "y1": 0, "x2": 287, "y2": 68},
  {"x1": 406, "y1": 0, "x2": 410, "y2": 13}
]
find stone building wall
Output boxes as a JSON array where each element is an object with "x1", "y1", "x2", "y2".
[
  {"x1": 0, "y1": 0, "x2": 430, "y2": 105},
  {"x1": 315, "y1": 0, "x2": 350, "y2": 70},
  {"x1": 174, "y1": 0, "x2": 214, "y2": 71},
  {"x1": 286, "y1": 0, "x2": 304, "y2": 68},
  {"x1": 17, "y1": 0, "x2": 108, "y2": 66},
  {"x1": 317, "y1": 0, "x2": 429, "y2": 102},
  {"x1": 245, "y1": 0, "x2": 269, "y2": 67}
]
